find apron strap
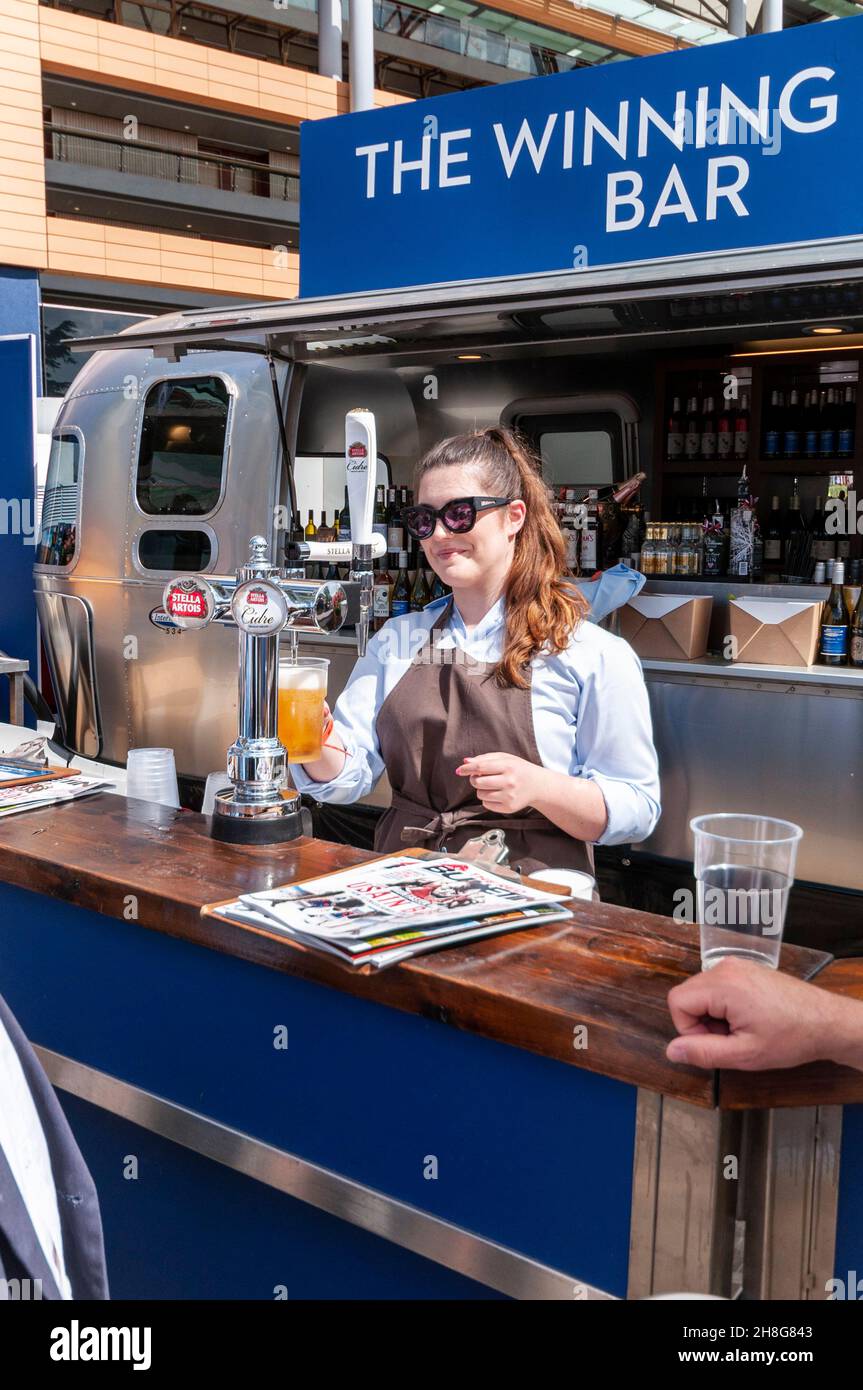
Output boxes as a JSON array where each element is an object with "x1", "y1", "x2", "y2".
[{"x1": 392, "y1": 792, "x2": 551, "y2": 851}]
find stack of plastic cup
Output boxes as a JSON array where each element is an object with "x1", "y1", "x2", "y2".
[{"x1": 126, "y1": 748, "x2": 180, "y2": 809}]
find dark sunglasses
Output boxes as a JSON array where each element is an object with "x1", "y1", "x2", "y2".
[{"x1": 402, "y1": 496, "x2": 513, "y2": 540}]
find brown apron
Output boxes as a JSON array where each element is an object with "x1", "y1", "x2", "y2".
[{"x1": 374, "y1": 600, "x2": 595, "y2": 879}]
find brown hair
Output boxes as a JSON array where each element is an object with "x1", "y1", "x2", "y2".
[{"x1": 413, "y1": 426, "x2": 588, "y2": 689}]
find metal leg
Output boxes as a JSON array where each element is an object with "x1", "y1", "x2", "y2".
[
  {"x1": 628, "y1": 1090, "x2": 741, "y2": 1298},
  {"x1": 8, "y1": 673, "x2": 23, "y2": 726},
  {"x1": 740, "y1": 1106, "x2": 841, "y2": 1300}
]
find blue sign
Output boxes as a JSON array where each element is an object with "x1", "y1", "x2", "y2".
[
  {"x1": 0, "y1": 323, "x2": 38, "y2": 725},
  {"x1": 300, "y1": 18, "x2": 863, "y2": 298}
]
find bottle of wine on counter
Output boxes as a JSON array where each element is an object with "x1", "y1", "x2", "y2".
[
  {"x1": 786, "y1": 477, "x2": 806, "y2": 535},
  {"x1": 304, "y1": 509, "x2": 317, "y2": 541},
  {"x1": 850, "y1": 584, "x2": 863, "y2": 668},
  {"x1": 702, "y1": 503, "x2": 727, "y2": 578},
  {"x1": 733, "y1": 391, "x2": 750, "y2": 461},
  {"x1": 666, "y1": 396, "x2": 684, "y2": 461},
  {"x1": 729, "y1": 466, "x2": 754, "y2": 579},
  {"x1": 820, "y1": 560, "x2": 849, "y2": 665},
  {"x1": 391, "y1": 552, "x2": 410, "y2": 617},
  {"x1": 373, "y1": 485, "x2": 388, "y2": 548}
]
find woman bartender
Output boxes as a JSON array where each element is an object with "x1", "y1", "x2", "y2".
[{"x1": 292, "y1": 427, "x2": 660, "y2": 878}]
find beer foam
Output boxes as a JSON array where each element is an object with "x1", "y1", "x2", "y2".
[{"x1": 280, "y1": 668, "x2": 325, "y2": 692}]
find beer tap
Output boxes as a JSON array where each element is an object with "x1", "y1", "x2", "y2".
[
  {"x1": 159, "y1": 410, "x2": 384, "y2": 844},
  {"x1": 162, "y1": 537, "x2": 347, "y2": 844},
  {"x1": 285, "y1": 409, "x2": 385, "y2": 658}
]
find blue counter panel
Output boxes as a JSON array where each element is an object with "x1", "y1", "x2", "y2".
[
  {"x1": 0, "y1": 882, "x2": 637, "y2": 1297},
  {"x1": 835, "y1": 1104, "x2": 863, "y2": 1294},
  {"x1": 60, "y1": 1094, "x2": 504, "y2": 1300}
]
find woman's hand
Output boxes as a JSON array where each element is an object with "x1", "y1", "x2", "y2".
[{"x1": 456, "y1": 752, "x2": 543, "y2": 814}]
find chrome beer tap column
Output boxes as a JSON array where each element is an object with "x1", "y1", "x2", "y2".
[{"x1": 162, "y1": 536, "x2": 347, "y2": 844}]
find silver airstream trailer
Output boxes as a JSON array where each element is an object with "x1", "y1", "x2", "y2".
[{"x1": 34, "y1": 252, "x2": 863, "y2": 940}]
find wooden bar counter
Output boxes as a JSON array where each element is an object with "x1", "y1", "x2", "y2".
[{"x1": 0, "y1": 793, "x2": 860, "y2": 1301}]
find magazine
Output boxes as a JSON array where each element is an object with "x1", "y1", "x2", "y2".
[
  {"x1": 235, "y1": 854, "x2": 571, "y2": 937},
  {"x1": 202, "y1": 854, "x2": 574, "y2": 971},
  {"x1": 0, "y1": 773, "x2": 112, "y2": 817}
]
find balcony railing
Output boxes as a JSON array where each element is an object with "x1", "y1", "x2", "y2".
[
  {"x1": 41, "y1": 0, "x2": 587, "y2": 80},
  {"x1": 45, "y1": 125, "x2": 300, "y2": 203}
]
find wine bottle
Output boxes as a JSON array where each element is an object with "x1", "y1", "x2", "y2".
[
  {"x1": 391, "y1": 552, "x2": 410, "y2": 617},
  {"x1": 850, "y1": 582, "x2": 863, "y2": 668},
  {"x1": 666, "y1": 396, "x2": 684, "y2": 461},
  {"x1": 819, "y1": 559, "x2": 848, "y2": 665},
  {"x1": 410, "y1": 565, "x2": 431, "y2": 611}
]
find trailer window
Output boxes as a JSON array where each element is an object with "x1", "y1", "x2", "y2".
[
  {"x1": 536, "y1": 428, "x2": 615, "y2": 487},
  {"x1": 138, "y1": 530, "x2": 213, "y2": 571},
  {"x1": 137, "y1": 377, "x2": 229, "y2": 515},
  {"x1": 36, "y1": 432, "x2": 81, "y2": 566}
]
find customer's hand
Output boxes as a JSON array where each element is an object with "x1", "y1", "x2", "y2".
[{"x1": 666, "y1": 958, "x2": 853, "y2": 1071}]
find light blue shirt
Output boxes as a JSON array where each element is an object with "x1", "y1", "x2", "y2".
[{"x1": 292, "y1": 595, "x2": 661, "y2": 846}]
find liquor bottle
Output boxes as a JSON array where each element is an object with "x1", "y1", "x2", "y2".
[
  {"x1": 391, "y1": 552, "x2": 411, "y2": 617},
  {"x1": 763, "y1": 390, "x2": 782, "y2": 460},
  {"x1": 803, "y1": 389, "x2": 819, "y2": 459},
  {"x1": 763, "y1": 495, "x2": 783, "y2": 575},
  {"x1": 716, "y1": 401, "x2": 733, "y2": 461},
  {"x1": 700, "y1": 397, "x2": 717, "y2": 463},
  {"x1": 323, "y1": 561, "x2": 340, "y2": 581},
  {"x1": 666, "y1": 396, "x2": 684, "y2": 461},
  {"x1": 372, "y1": 559, "x2": 392, "y2": 632},
  {"x1": 386, "y1": 486, "x2": 404, "y2": 553},
  {"x1": 373, "y1": 485, "x2": 388, "y2": 547},
  {"x1": 729, "y1": 465, "x2": 753, "y2": 579},
  {"x1": 733, "y1": 391, "x2": 750, "y2": 461},
  {"x1": 339, "y1": 486, "x2": 351, "y2": 542},
  {"x1": 430, "y1": 572, "x2": 450, "y2": 602},
  {"x1": 818, "y1": 388, "x2": 837, "y2": 458},
  {"x1": 304, "y1": 510, "x2": 317, "y2": 541},
  {"x1": 640, "y1": 524, "x2": 656, "y2": 576},
  {"x1": 850, "y1": 584, "x2": 863, "y2": 668},
  {"x1": 839, "y1": 385, "x2": 856, "y2": 459},
  {"x1": 819, "y1": 559, "x2": 848, "y2": 665},
  {"x1": 410, "y1": 564, "x2": 431, "y2": 611},
  {"x1": 579, "y1": 490, "x2": 600, "y2": 572},
  {"x1": 783, "y1": 387, "x2": 801, "y2": 459},
  {"x1": 702, "y1": 504, "x2": 727, "y2": 578}
]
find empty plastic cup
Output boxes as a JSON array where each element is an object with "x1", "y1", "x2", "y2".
[{"x1": 126, "y1": 747, "x2": 180, "y2": 809}]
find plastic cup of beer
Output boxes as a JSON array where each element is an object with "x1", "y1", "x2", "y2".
[
  {"x1": 277, "y1": 656, "x2": 329, "y2": 764},
  {"x1": 690, "y1": 813, "x2": 803, "y2": 970}
]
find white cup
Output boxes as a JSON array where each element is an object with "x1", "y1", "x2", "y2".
[
  {"x1": 201, "y1": 771, "x2": 232, "y2": 817},
  {"x1": 126, "y1": 747, "x2": 180, "y2": 809},
  {"x1": 526, "y1": 868, "x2": 596, "y2": 901}
]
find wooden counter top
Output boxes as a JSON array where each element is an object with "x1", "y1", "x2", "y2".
[{"x1": 0, "y1": 793, "x2": 857, "y2": 1110}]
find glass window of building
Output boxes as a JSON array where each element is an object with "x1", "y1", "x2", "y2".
[
  {"x1": 137, "y1": 377, "x2": 230, "y2": 516},
  {"x1": 42, "y1": 303, "x2": 147, "y2": 397}
]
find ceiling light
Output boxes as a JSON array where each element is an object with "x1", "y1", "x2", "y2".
[
  {"x1": 807, "y1": 325, "x2": 845, "y2": 335},
  {"x1": 456, "y1": 353, "x2": 486, "y2": 361}
]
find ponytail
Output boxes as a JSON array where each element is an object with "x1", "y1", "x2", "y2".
[{"x1": 413, "y1": 426, "x2": 587, "y2": 688}]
